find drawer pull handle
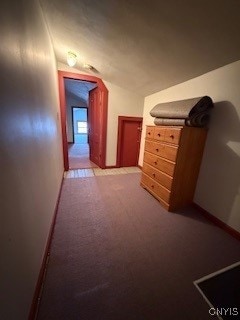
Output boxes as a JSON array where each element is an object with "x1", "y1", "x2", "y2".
[
  {"x1": 148, "y1": 132, "x2": 151, "y2": 135},
  {"x1": 154, "y1": 161, "x2": 157, "y2": 165},
  {"x1": 157, "y1": 133, "x2": 161, "y2": 137},
  {"x1": 156, "y1": 148, "x2": 159, "y2": 152},
  {"x1": 170, "y1": 134, "x2": 174, "y2": 139},
  {"x1": 152, "y1": 173, "x2": 156, "y2": 177}
]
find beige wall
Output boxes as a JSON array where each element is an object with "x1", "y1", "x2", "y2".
[
  {"x1": 58, "y1": 63, "x2": 144, "y2": 165},
  {"x1": 139, "y1": 60, "x2": 240, "y2": 232},
  {"x1": 0, "y1": 1, "x2": 63, "y2": 319},
  {"x1": 105, "y1": 81, "x2": 144, "y2": 165}
]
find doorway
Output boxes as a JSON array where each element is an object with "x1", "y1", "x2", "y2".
[
  {"x1": 67, "y1": 107, "x2": 96, "y2": 169},
  {"x1": 72, "y1": 107, "x2": 88, "y2": 144},
  {"x1": 117, "y1": 116, "x2": 143, "y2": 167},
  {"x1": 58, "y1": 71, "x2": 108, "y2": 171}
]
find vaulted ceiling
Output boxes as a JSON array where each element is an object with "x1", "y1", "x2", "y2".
[
  {"x1": 64, "y1": 79, "x2": 97, "y2": 103},
  {"x1": 41, "y1": 0, "x2": 240, "y2": 96}
]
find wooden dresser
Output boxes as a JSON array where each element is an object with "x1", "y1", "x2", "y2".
[{"x1": 141, "y1": 125, "x2": 207, "y2": 211}]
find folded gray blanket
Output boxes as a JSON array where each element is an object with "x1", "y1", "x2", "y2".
[
  {"x1": 154, "y1": 113, "x2": 210, "y2": 127},
  {"x1": 150, "y1": 96, "x2": 213, "y2": 127},
  {"x1": 154, "y1": 118, "x2": 185, "y2": 126}
]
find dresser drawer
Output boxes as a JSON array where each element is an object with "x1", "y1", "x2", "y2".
[
  {"x1": 146, "y1": 126, "x2": 155, "y2": 139},
  {"x1": 153, "y1": 127, "x2": 165, "y2": 141},
  {"x1": 141, "y1": 173, "x2": 170, "y2": 203},
  {"x1": 142, "y1": 125, "x2": 207, "y2": 212},
  {"x1": 143, "y1": 152, "x2": 175, "y2": 176},
  {"x1": 142, "y1": 162, "x2": 173, "y2": 190},
  {"x1": 164, "y1": 127, "x2": 181, "y2": 145},
  {"x1": 144, "y1": 140, "x2": 178, "y2": 162}
]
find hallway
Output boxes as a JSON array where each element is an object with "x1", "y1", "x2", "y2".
[
  {"x1": 2, "y1": 1, "x2": 240, "y2": 320},
  {"x1": 36, "y1": 172, "x2": 240, "y2": 320},
  {"x1": 68, "y1": 143, "x2": 98, "y2": 169}
]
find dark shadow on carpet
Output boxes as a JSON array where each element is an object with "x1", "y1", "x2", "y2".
[{"x1": 195, "y1": 263, "x2": 240, "y2": 319}]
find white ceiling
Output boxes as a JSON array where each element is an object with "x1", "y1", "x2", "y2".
[
  {"x1": 41, "y1": 0, "x2": 240, "y2": 96},
  {"x1": 64, "y1": 79, "x2": 96, "y2": 102}
]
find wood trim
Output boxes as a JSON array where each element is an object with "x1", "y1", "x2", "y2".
[
  {"x1": 58, "y1": 71, "x2": 108, "y2": 170},
  {"x1": 101, "y1": 90, "x2": 108, "y2": 169},
  {"x1": 28, "y1": 175, "x2": 64, "y2": 320},
  {"x1": 99, "y1": 165, "x2": 142, "y2": 169},
  {"x1": 116, "y1": 116, "x2": 143, "y2": 167},
  {"x1": 58, "y1": 71, "x2": 106, "y2": 90},
  {"x1": 105, "y1": 165, "x2": 118, "y2": 169},
  {"x1": 193, "y1": 203, "x2": 240, "y2": 241},
  {"x1": 58, "y1": 74, "x2": 69, "y2": 170},
  {"x1": 71, "y1": 106, "x2": 75, "y2": 144}
]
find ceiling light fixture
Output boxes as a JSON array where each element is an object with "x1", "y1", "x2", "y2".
[{"x1": 67, "y1": 51, "x2": 77, "y2": 67}]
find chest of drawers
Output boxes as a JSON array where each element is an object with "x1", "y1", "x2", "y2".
[{"x1": 141, "y1": 125, "x2": 207, "y2": 211}]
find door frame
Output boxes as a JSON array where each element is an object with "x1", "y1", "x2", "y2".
[
  {"x1": 116, "y1": 116, "x2": 143, "y2": 167},
  {"x1": 71, "y1": 106, "x2": 88, "y2": 144},
  {"x1": 58, "y1": 71, "x2": 108, "y2": 170}
]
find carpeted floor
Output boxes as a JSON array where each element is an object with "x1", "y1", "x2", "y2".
[
  {"x1": 64, "y1": 167, "x2": 142, "y2": 179},
  {"x1": 68, "y1": 143, "x2": 98, "y2": 169},
  {"x1": 37, "y1": 173, "x2": 240, "y2": 320}
]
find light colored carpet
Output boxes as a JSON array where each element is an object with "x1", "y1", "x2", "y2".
[
  {"x1": 93, "y1": 166, "x2": 141, "y2": 176},
  {"x1": 64, "y1": 167, "x2": 141, "y2": 179},
  {"x1": 68, "y1": 143, "x2": 98, "y2": 169}
]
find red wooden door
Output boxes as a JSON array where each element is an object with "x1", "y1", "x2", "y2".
[
  {"x1": 118, "y1": 117, "x2": 142, "y2": 167},
  {"x1": 89, "y1": 87, "x2": 101, "y2": 167},
  {"x1": 58, "y1": 71, "x2": 108, "y2": 171}
]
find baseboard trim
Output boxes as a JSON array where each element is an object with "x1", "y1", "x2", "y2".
[
  {"x1": 193, "y1": 203, "x2": 240, "y2": 242},
  {"x1": 28, "y1": 174, "x2": 64, "y2": 320},
  {"x1": 105, "y1": 165, "x2": 142, "y2": 169}
]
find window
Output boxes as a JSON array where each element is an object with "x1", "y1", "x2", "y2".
[{"x1": 77, "y1": 121, "x2": 88, "y2": 134}]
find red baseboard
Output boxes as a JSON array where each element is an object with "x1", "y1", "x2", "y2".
[
  {"x1": 193, "y1": 203, "x2": 240, "y2": 241},
  {"x1": 105, "y1": 165, "x2": 142, "y2": 169},
  {"x1": 28, "y1": 174, "x2": 64, "y2": 320},
  {"x1": 105, "y1": 165, "x2": 118, "y2": 169}
]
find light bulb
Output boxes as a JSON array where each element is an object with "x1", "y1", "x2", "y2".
[{"x1": 67, "y1": 52, "x2": 77, "y2": 67}]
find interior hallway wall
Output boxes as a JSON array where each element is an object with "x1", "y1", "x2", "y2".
[
  {"x1": 139, "y1": 60, "x2": 240, "y2": 233},
  {"x1": 0, "y1": 1, "x2": 63, "y2": 319},
  {"x1": 58, "y1": 63, "x2": 145, "y2": 166}
]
